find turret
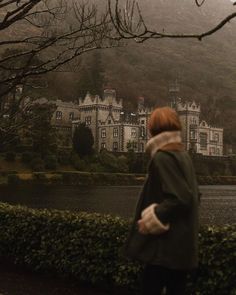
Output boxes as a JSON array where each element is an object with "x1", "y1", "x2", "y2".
[{"x1": 168, "y1": 80, "x2": 180, "y2": 109}]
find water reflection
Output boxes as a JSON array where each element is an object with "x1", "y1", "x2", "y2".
[{"x1": 0, "y1": 184, "x2": 236, "y2": 225}]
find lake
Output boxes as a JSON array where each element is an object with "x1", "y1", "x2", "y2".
[{"x1": 0, "y1": 184, "x2": 235, "y2": 225}]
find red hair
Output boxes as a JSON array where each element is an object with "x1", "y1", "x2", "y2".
[{"x1": 148, "y1": 107, "x2": 182, "y2": 137}]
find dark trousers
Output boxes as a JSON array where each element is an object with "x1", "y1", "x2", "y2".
[{"x1": 142, "y1": 264, "x2": 188, "y2": 295}]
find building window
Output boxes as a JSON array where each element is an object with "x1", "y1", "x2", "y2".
[
  {"x1": 140, "y1": 126, "x2": 145, "y2": 138},
  {"x1": 131, "y1": 128, "x2": 137, "y2": 138},
  {"x1": 113, "y1": 127, "x2": 118, "y2": 138},
  {"x1": 141, "y1": 119, "x2": 145, "y2": 124},
  {"x1": 190, "y1": 129, "x2": 197, "y2": 140},
  {"x1": 101, "y1": 128, "x2": 106, "y2": 138},
  {"x1": 56, "y1": 111, "x2": 62, "y2": 120},
  {"x1": 133, "y1": 141, "x2": 137, "y2": 149},
  {"x1": 85, "y1": 116, "x2": 91, "y2": 125},
  {"x1": 101, "y1": 143, "x2": 106, "y2": 149},
  {"x1": 200, "y1": 132, "x2": 207, "y2": 150},
  {"x1": 108, "y1": 119, "x2": 111, "y2": 124},
  {"x1": 214, "y1": 133, "x2": 219, "y2": 142},
  {"x1": 140, "y1": 143, "x2": 144, "y2": 152},
  {"x1": 192, "y1": 117, "x2": 197, "y2": 124},
  {"x1": 210, "y1": 147, "x2": 216, "y2": 155},
  {"x1": 113, "y1": 142, "x2": 118, "y2": 151},
  {"x1": 69, "y1": 112, "x2": 74, "y2": 120}
]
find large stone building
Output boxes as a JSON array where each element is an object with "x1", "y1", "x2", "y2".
[
  {"x1": 72, "y1": 88, "x2": 223, "y2": 156},
  {"x1": 169, "y1": 83, "x2": 223, "y2": 156},
  {"x1": 72, "y1": 90, "x2": 151, "y2": 152},
  {"x1": 172, "y1": 99, "x2": 223, "y2": 156},
  {"x1": 5, "y1": 86, "x2": 222, "y2": 156}
]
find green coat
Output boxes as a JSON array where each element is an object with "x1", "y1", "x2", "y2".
[{"x1": 125, "y1": 150, "x2": 199, "y2": 270}]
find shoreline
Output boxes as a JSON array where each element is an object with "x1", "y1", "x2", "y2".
[{"x1": 0, "y1": 171, "x2": 236, "y2": 186}]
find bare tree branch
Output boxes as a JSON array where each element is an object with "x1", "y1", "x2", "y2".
[
  {"x1": 0, "y1": 0, "x2": 120, "y2": 98},
  {"x1": 195, "y1": 0, "x2": 206, "y2": 7},
  {"x1": 108, "y1": 0, "x2": 236, "y2": 42}
]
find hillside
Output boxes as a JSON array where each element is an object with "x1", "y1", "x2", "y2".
[
  {"x1": 44, "y1": 0, "x2": 236, "y2": 102},
  {"x1": 2, "y1": 0, "x2": 236, "y2": 145}
]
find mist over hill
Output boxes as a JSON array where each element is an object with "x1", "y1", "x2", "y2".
[
  {"x1": 46, "y1": 0, "x2": 236, "y2": 103},
  {"x1": 4, "y1": 0, "x2": 235, "y2": 144}
]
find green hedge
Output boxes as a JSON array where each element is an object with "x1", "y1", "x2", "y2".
[{"x1": 0, "y1": 202, "x2": 235, "y2": 294}]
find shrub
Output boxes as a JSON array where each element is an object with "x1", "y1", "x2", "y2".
[
  {"x1": 44, "y1": 155, "x2": 58, "y2": 170},
  {"x1": 4, "y1": 151, "x2": 16, "y2": 162},
  {"x1": 30, "y1": 158, "x2": 45, "y2": 171},
  {"x1": 117, "y1": 155, "x2": 129, "y2": 173},
  {"x1": 0, "y1": 202, "x2": 235, "y2": 294},
  {"x1": 7, "y1": 174, "x2": 20, "y2": 185},
  {"x1": 98, "y1": 150, "x2": 120, "y2": 172},
  {"x1": 88, "y1": 163, "x2": 105, "y2": 173},
  {"x1": 58, "y1": 151, "x2": 71, "y2": 165},
  {"x1": 21, "y1": 152, "x2": 33, "y2": 164},
  {"x1": 33, "y1": 172, "x2": 47, "y2": 181},
  {"x1": 71, "y1": 154, "x2": 87, "y2": 171}
]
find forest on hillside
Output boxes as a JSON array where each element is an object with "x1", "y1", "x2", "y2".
[{"x1": 1, "y1": 0, "x2": 236, "y2": 147}]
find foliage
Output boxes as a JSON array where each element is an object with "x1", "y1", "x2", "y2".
[
  {"x1": 0, "y1": 203, "x2": 235, "y2": 294},
  {"x1": 57, "y1": 150, "x2": 72, "y2": 166},
  {"x1": 21, "y1": 152, "x2": 34, "y2": 164},
  {"x1": 77, "y1": 51, "x2": 105, "y2": 98},
  {"x1": 188, "y1": 225, "x2": 236, "y2": 295},
  {"x1": 30, "y1": 158, "x2": 45, "y2": 172},
  {"x1": 72, "y1": 123, "x2": 94, "y2": 158},
  {"x1": 44, "y1": 155, "x2": 58, "y2": 170},
  {"x1": 71, "y1": 153, "x2": 87, "y2": 171},
  {"x1": 191, "y1": 154, "x2": 236, "y2": 176},
  {"x1": 4, "y1": 151, "x2": 16, "y2": 162},
  {"x1": 25, "y1": 103, "x2": 57, "y2": 158},
  {"x1": 98, "y1": 150, "x2": 128, "y2": 173},
  {"x1": 117, "y1": 155, "x2": 129, "y2": 173},
  {"x1": 126, "y1": 151, "x2": 148, "y2": 173}
]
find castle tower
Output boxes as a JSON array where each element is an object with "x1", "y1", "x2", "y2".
[
  {"x1": 77, "y1": 89, "x2": 123, "y2": 151},
  {"x1": 168, "y1": 80, "x2": 180, "y2": 109},
  {"x1": 137, "y1": 96, "x2": 145, "y2": 111},
  {"x1": 176, "y1": 101, "x2": 201, "y2": 152},
  {"x1": 137, "y1": 96, "x2": 152, "y2": 152}
]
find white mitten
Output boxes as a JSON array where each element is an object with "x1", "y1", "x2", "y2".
[{"x1": 141, "y1": 203, "x2": 170, "y2": 235}]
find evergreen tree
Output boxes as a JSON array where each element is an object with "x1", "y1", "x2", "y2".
[
  {"x1": 26, "y1": 103, "x2": 57, "y2": 157},
  {"x1": 72, "y1": 123, "x2": 94, "y2": 157},
  {"x1": 77, "y1": 52, "x2": 104, "y2": 98}
]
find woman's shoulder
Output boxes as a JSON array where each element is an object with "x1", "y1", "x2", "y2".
[
  {"x1": 154, "y1": 149, "x2": 189, "y2": 161},
  {"x1": 153, "y1": 150, "x2": 192, "y2": 169}
]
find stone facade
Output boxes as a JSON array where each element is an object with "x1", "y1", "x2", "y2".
[
  {"x1": 72, "y1": 90, "x2": 151, "y2": 152},
  {"x1": 172, "y1": 99, "x2": 223, "y2": 156},
  {"x1": 27, "y1": 88, "x2": 223, "y2": 156},
  {"x1": 74, "y1": 90, "x2": 223, "y2": 156}
]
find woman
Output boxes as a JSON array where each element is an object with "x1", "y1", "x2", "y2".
[{"x1": 125, "y1": 107, "x2": 199, "y2": 295}]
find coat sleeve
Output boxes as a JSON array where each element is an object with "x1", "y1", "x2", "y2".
[{"x1": 153, "y1": 152, "x2": 194, "y2": 224}]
